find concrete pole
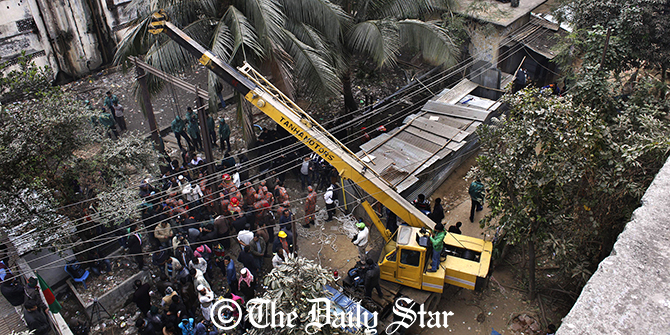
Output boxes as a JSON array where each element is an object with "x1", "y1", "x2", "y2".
[
  {"x1": 136, "y1": 65, "x2": 161, "y2": 148},
  {"x1": 195, "y1": 85, "x2": 215, "y2": 174}
]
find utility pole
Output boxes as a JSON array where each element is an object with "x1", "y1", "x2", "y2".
[
  {"x1": 135, "y1": 62, "x2": 161, "y2": 149},
  {"x1": 195, "y1": 85, "x2": 215, "y2": 174}
]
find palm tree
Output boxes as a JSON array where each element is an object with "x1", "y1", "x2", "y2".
[
  {"x1": 331, "y1": 0, "x2": 460, "y2": 113},
  {"x1": 114, "y1": 0, "x2": 346, "y2": 141}
]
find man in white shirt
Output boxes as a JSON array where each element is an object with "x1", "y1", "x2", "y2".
[
  {"x1": 182, "y1": 182, "x2": 203, "y2": 203},
  {"x1": 352, "y1": 221, "x2": 369, "y2": 262},
  {"x1": 272, "y1": 251, "x2": 285, "y2": 268},
  {"x1": 324, "y1": 184, "x2": 335, "y2": 221},
  {"x1": 300, "y1": 156, "x2": 312, "y2": 191}
]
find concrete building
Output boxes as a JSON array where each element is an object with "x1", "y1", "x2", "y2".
[
  {"x1": 453, "y1": 0, "x2": 567, "y2": 86},
  {"x1": 0, "y1": 0, "x2": 135, "y2": 79}
]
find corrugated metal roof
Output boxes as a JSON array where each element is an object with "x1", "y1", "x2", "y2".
[{"x1": 356, "y1": 77, "x2": 503, "y2": 194}]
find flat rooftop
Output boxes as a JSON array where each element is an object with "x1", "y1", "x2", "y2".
[{"x1": 452, "y1": 0, "x2": 547, "y2": 27}]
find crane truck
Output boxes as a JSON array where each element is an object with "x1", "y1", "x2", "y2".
[{"x1": 147, "y1": 9, "x2": 492, "y2": 317}]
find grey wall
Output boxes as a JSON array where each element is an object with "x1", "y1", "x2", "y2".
[
  {"x1": 557, "y1": 157, "x2": 670, "y2": 334},
  {"x1": 0, "y1": 0, "x2": 136, "y2": 79}
]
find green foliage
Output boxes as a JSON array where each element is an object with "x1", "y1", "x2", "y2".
[
  {"x1": 0, "y1": 58, "x2": 160, "y2": 242},
  {"x1": 250, "y1": 254, "x2": 336, "y2": 335},
  {"x1": 555, "y1": 0, "x2": 670, "y2": 75},
  {"x1": 478, "y1": 76, "x2": 670, "y2": 291},
  {"x1": 0, "y1": 52, "x2": 54, "y2": 103}
]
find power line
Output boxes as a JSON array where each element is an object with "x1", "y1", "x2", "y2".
[{"x1": 7, "y1": 21, "x2": 552, "y2": 268}]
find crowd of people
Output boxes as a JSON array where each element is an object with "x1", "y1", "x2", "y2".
[{"x1": 72, "y1": 127, "x2": 350, "y2": 334}]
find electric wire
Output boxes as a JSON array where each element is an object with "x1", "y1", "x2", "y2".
[{"x1": 7, "y1": 22, "x2": 551, "y2": 274}]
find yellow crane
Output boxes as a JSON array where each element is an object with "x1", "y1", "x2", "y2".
[{"x1": 147, "y1": 10, "x2": 491, "y2": 293}]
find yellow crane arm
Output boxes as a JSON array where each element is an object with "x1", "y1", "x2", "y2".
[{"x1": 148, "y1": 10, "x2": 436, "y2": 231}]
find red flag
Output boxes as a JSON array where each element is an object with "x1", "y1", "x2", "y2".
[{"x1": 37, "y1": 273, "x2": 61, "y2": 313}]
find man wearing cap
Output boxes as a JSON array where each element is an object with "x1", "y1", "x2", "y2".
[
  {"x1": 228, "y1": 197, "x2": 243, "y2": 220},
  {"x1": 238, "y1": 268, "x2": 255, "y2": 300},
  {"x1": 304, "y1": 186, "x2": 317, "y2": 228},
  {"x1": 197, "y1": 284, "x2": 214, "y2": 321},
  {"x1": 24, "y1": 277, "x2": 48, "y2": 312},
  {"x1": 352, "y1": 221, "x2": 369, "y2": 262},
  {"x1": 428, "y1": 224, "x2": 446, "y2": 272},
  {"x1": 324, "y1": 184, "x2": 336, "y2": 221},
  {"x1": 273, "y1": 230, "x2": 293, "y2": 256}
]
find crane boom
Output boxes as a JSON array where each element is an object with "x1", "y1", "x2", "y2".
[{"x1": 148, "y1": 10, "x2": 436, "y2": 230}]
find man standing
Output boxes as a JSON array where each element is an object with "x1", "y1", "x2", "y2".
[
  {"x1": 112, "y1": 101, "x2": 127, "y2": 131},
  {"x1": 468, "y1": 179, "x2": 485, "y2": 223},
  {"x1": 186, "y1": 107, "x2": 202, "y2": 151},
  {"x1": 132, "y1": 280, "x2": 152, "y2": 315},
  {"x1": 324, "y1": 184, "x2": 335, "y2": 221},
  {"x1": 513, "y1": 67, "x2": 528, "y2": 93},
  {"x1": 299, "y1": 156, "x2": 312, "y2": 191},
  {"x1": 427, "y1": 224, "x2": 446, "y2": 272},
  {"x1": 363, "y1": 259, "x2": 383, "y2": 298},
  {"x1": 304, "y1": 186, "x2": 317, "y2": 228},
  {"x1": 223, "y1": 256, "x2": 237, "y2": 294},
  {"x1": 127, "y1": 225, "x2": 144, "y2": 270},
  {"x1": 249, "y1": 233, "x2": 266, "y2": 271},
  {"x1": 206, "y1": 113, "x2": 217, "y2": 149},
  {"x1": 352, "y1": 221, "x2": 369, "y2": 262},
  {"x1": 1, "y1": 275, "x2": 25, "y2": 315},
  {"x1": 24, "y1": 301, "x2": 50, "y2": 335},
  {"x1": 171, "y1": 116, "x2": 193, "y2": 151},
  {"x1": 197, "y1": 285, "x2": 214, "y2": 321},
  {"x1": 24, "y1": 278, "x2": 48, "y2": 312},
  {"x1": 429, "y1": 198, "x2": 444, "y2": 224},
  {"x1": 104, "y1": 90, "x2": 118, "y2": 115},
  {"x1": 273, "y1": 230, "x2": 293, "y2": 256},
  {"x1": 99, "y1": 108, "x2": 118, "y2": 139}
]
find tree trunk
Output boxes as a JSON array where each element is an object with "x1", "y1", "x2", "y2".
[
  {"x1": 342, "y1": 70, "x2": 358, "y2": 114},
  {"x1": 527, "y1": 238, "x2": 536, "y2": 300},
  {"x1": 237, "y1": 95, "x2": 257, "y2": 147},
  {"x1": 662, "y1": 63, "x2": 667, "y2": 82}
]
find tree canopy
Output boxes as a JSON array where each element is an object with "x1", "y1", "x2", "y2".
[
  {"x1": 478, "y1": 71, "x2": 670, "y2": 299},
  {"x1": 0, "y1": 56, "x2": 160, "y2": 247},
  {"x1": 248, "y1": 254, "x2": 337, "y2": 335},
  {"x1": 555, "y1": 0, "x2": 670, "y2": 77}
]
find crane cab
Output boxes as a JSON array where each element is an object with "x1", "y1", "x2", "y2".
[{"x1": 379, "y1": 226, "x2": 493, "y2": 293}]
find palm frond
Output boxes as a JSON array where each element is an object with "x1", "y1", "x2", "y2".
[
  {"x1": 347, "y1": 20, "x2": 399, "y2": 68},
  {"x1": 368, "y1": 0, "x2": 452, "y2": 19},
  {"x1": 278, "y1": 0, "x2": 351, "y2": 43},
  {"x1": 144, "y1": 18, "x2": 215, "y2": 73},
  {"x1": 285, "y1": 21, "x2": 347, "y2": 77},
  {"x1": 223, "y1": 6, "x2": 265, "y2": 60},
  {"x1": 210, "y1": 16, "x2": 234, "y2": 62},
  {"x1": 282, "y1": 29, "x2": 341, "y2": 97},
  {"x1": 398, "y1": 19, "x2": 458, "y2": 66},
  {"x1": 268, "y1": 42, "x2": 296, "y2": 99},
  {"x1": 233, "y1": 0, "x2": 286, "y2": 51},
  {"x1": 113, "y1": 16, "x2": 154, "y2": 65}
]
